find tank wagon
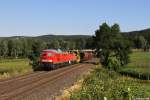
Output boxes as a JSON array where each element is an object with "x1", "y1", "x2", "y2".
[{"x1": 38, "y1": 49, "x2": 93, "y2": 70}]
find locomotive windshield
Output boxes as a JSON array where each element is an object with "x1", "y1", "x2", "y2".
[
  {"x1": 41, "y1": 52, "x2": 53, "y2": 57},
  {"x1": 47, "y1": 53, "x2": 53, "y2": 57}
]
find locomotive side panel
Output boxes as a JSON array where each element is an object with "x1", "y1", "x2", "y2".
[{"x1": 38, "y1": 49, "x2": 78, "y2": 71}]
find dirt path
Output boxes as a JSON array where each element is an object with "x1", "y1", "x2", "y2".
[{"x1": 0, "y1": 62, "x2": 96, "y2": 100}]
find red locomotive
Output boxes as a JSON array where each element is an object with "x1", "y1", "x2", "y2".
[
  {"x1": 38, "y1": 49, "x2": 93, "y2": 70},
  {"x1": 39, "y1": 49, "x2": 77, "y2": 70}
]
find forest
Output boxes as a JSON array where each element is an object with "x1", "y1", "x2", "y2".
[
  {"x1": 0, "y1": 36, "x2": 93, "y2": 58},
  {"x1": 0, "y1": 28, "x2": 150, "y2": 59}
]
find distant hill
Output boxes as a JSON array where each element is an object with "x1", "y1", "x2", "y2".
[
  {"x1": 0, "y1": 35, "x2": 91, "y2": 42},
  {"x1": 123, "y1": 28, "x2": 150, "y2": 37},
  {"x1": 0, "y1": 36, "x2": 32, "y2": 40},
  {"x1": 35, "y1": 35, "x2": 91, "y2": 42},
  {"x1": 0, "y1": 28, "x2": 150, "y2": 42},
  {"x1": 123, "y1": 28, "x2": 150, "y2": 43}
]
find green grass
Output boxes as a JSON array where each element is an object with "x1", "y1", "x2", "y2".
[
  {"x1": 119, "y1": 52, "x2": 150, "y2": 80},
  {"x1": 70, "y1": 67, "x2": 150, "y2": 100},
  {"x1": 0, "y1": 58, "x2": 32, "y2": 79},
  {"x1": 128, "y1": 52, "x2": 150, "y2": 68}
]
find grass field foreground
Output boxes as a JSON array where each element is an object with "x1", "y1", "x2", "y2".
[
  {"x1": 0, "y1": 58, "x2": 32, "y2": 79},
  {"x1": 70, "y1": 67, "x2": 150, "y2": 100}
]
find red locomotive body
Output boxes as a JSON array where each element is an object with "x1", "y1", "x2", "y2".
[
  {"x1": 39, "y1": 49, "x2": 76, "y2": 70},
  {"x1": 37, "y1": 49, "x2": 94, "y2": 71}
]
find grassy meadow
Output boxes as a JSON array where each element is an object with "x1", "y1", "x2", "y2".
[
  {"x1": 0, "y1": 58, "x2": 32, "y2": 79},
  {"x1": 119, "y1": 52, "x2": 150, "y2": 80}
]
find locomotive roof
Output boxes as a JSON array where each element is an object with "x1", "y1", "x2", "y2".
[{"x1": 42, "y1": 49, "x2": 63, "y2": 53}]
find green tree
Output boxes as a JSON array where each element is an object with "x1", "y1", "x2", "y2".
[
  {"x1": 31, "y1": 40, "x2": 47, "y2": 57},
  {"x1": 75, "y1": 38, "x2": 86, "y2": 50},
  {"x1": 68, "y1": 41, "x2": 76, "y2": 50},
  {"x1": 139, "y1": 36, "x2": 149, "y2": 51},
  {"x1": 21, "y1": 38, "x2": 29, "y2": 57},
  {"x1": 8, "y1": 40, "x2": 15, "y2": 57},
  {"x1": 133, "y1": 35, "x2": 149, "y2": 51},
  {"x1": 28, "y1": 40, "x2": 48, "y2": 71},
  {"x1": 85, "y1": 37, "x2": 94, "y2": 49},
  {"x1": 94, "y1": 23, "x2": 131, "y2": 70},
  {"x1": 8, "y1": 39, "x2": 22, "y2": 58},
  {"x1": 64, "y1": 41, "x2": 70, "y2": 50},
  {"x1": 27, "y1": 38, "x2": 34, "y2": 55},
  {"x1": 48, "y1": 39, "x2": 60, "y2": 49},
  {"x1": 133, "y1": 35, "x2": 141, "y2": 49},
  {"x1": 15, "y1": 39, "x2": 22, "y2": 58},
  {"x1": 60, "y1": 41, "x2": 71, "y2": 50},
  {"x1": 0, "y1": 40, "x2": 8, "y2": 57}
]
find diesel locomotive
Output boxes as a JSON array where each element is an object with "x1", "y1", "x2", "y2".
[{"x1": 38, "y1": 49, "x2": 93, "y2": 70}]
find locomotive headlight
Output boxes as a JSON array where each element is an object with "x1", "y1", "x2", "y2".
[
  {"x1": 49, "y1": 60, "x2": 52, "y2": 62},
  {"x1": 42, "y1": 59, "x2": 52, "y2": 62}
]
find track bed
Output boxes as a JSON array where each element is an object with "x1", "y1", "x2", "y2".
[{"x1": 0, "y1": 62, "x2": 95, "y2": 100}]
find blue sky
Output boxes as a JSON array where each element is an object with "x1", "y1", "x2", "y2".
[{"x1": 0, "y1": 0, "x2": 150, "y2": 36}]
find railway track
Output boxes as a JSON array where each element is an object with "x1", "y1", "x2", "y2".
[{"x1": 0, "y1": 63, "x2": 92, "y2": 100}]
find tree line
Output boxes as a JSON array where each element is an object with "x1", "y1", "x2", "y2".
[
  {"x1": 0, "y1": 37, "x2": 93, "y2": 58},
  {"x1": 123, "y1": 28, "x2": 150, "y2": 51}
]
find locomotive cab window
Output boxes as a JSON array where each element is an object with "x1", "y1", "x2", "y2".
[
  {"x1": 47, "y1": 53, "x2": 53, "y2": 57},
  {"x1": 42, "y1": 53, "x2": 47, "y2": 56}
]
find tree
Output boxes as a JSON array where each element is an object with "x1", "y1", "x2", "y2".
[
  {"x1": 85, "y1": 37, "x2": 94, "y2": 49},
  {"x1": 75, "y1": 38, "x2": 86, "y2": 50},
  {"x1": 7, "y1": 39, "x2": 22, "y2": 58},
  {"x1": 133, "y1": 35, "x2": 141, "y2": 49},
  {"x1": 138, "y1": 36, "x2": 149, "y2": 52},
  {"x1": 133, "y1": 35, "x2": 149, "y2": 51},
  {"x1": 21, "y1": 38, "x2": 29, "y2": 57},
  {"x1": 68, "y1": 41, "x2": 76, "y2": 50},
  {"x1": 31, "y1": 40, "x2": 47, "y2": 57},
  {"x1": 48, "y1": 39, "x2": 60, "y2": 49},
  {"x1": 0, "y1": 40, "x2": 8, "y2": 57},
  {"x1": 94, "y1": 23, "x2": 131, "y2": 70},
  {"x1": 15, "y1": 39, "x2": 22, "y2": 58},
  {"x1": 63, "y1": 41, "x2": 70, "y2": 50},
  {"x1": 28, "y1": 40, "x2": 48, "y2": 71},
  {"x1": 7, "y1": 40, "x2": 15, "y2": 57}
]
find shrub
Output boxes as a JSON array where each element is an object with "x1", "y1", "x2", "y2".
[{"x1": 70, "y1": 67, "x2": 150, "y2": 100}]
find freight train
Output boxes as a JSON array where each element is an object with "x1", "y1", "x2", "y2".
[{"x1": 38, "y1": 49, "x2": 93, "y2": 70}]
